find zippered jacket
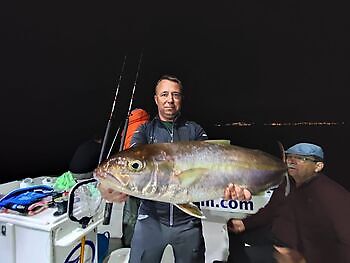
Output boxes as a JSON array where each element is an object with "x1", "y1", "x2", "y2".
[{"x1": 130, "y1": 115, "x2": 208, "y2": 226}]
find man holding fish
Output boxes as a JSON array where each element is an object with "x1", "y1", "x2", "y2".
[{"x1": 96, "y1": 75, "x2": 286, "y2": 263}]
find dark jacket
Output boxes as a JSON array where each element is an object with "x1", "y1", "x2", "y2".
[
  {"x1": 272, "y1": 174, "x2": 350, "y2": 262},
  {"x1": 131, "y1": 115, "x2": 208, "y2": 226},
  {"x1": 243, "y1": 175, "x2": 296, "y2": 231}
]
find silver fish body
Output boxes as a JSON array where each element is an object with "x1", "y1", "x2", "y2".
[{"x1": 94, "y1": 140, "x2": 286, "y2": 204}]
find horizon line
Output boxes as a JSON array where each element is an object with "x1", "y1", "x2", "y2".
[{"x1": 214, "y1": 121, "x2": 346, "y2": 127}]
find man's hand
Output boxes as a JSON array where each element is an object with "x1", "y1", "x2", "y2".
[
  {"x1": 228, "y1": 219, "x2": 246, "y2": 233},
  {"x1": 274, "y1": 246, "x2": 306, "y2": 263},
  {"x1": 224, "y1": 183, "x2": 252, "y2": 201},
  {"x1": 98, "y1": 182, "x2": 128, "y2": 203}
]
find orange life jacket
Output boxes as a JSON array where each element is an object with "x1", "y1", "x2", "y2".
[{"x1": 123, "y1": 108, "x2": 150, "y2": 150}]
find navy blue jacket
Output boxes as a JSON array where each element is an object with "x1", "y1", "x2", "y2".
[{"x1": 131, "y1": 115, "x2": 208, "y2": 226}]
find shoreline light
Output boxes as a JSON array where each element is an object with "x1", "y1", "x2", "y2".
[{"x1": 214, "y1": 121, "x2": 345, "y2": 127}]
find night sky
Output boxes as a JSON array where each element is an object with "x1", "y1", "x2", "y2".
[{"x1": 1, "y1": 2, "x2": 348, "y2": 187}]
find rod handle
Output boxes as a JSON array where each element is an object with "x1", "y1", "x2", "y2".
[{"x1": 103, "y1": 202, "x2": 113, "y2": 225}]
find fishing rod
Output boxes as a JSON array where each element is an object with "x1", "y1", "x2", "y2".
[
  {"x1": 98, "y1": 55, "x2": 127, "y2": 165},
  {"x1": 103, "y1": 51, "x2": 143, "y2": 225},
  {"x1": 106, "y1": 123, "x2": 122, "y2": 159},
  {"x1": 119, "y1": 52, "x2": 143, "y2": 151}
]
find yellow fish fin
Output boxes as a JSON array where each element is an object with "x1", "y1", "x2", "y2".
[
  {"x1": 175, "y1": 203, "x2": 206, "y2": 219},
  {"x1": 253, "y1": 191, "x2": 266, "y2": 196},
  {"x1": 177, "y1": 168, "x2": 208, "y2": 187},
  {"x1": 204, "y1": 139, "x2": 231, "y2": 145}
]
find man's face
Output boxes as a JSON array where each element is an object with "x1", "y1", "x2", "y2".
[
  {"x1": 154, "y1": 79, "x2": 182, "y2": 121},
  {"x1": 286, "y1": 154, "x2": 323, "y2": 184}
]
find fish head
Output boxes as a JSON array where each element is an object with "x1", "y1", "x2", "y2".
[{"x1": 94, "y1": 144, "x2": 175, "y2": 198}]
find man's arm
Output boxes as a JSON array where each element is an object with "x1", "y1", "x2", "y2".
[
  {"x1": 236, "y1": 177, "x2": 288, "y2": 231},
  {"x1": 227, "y1": 175, "x2": 289, "y2": 234},
  {"x1": 191, "y1": 121, "x2": 208, "y2": 141},
  {"x1": 129, "y1": 123, "x2": 148, "y2": 147},
  {"x1": 274, "y1": 246, "x2": 306, "y2": 263}
]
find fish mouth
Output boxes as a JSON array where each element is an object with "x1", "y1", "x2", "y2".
[{"x1": 95, "y1": 171, "x2": 130, "y2": 187}]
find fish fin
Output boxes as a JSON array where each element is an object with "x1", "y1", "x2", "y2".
[
  {"x1": 177, "y1": 168, "x2": 208, "y2": 187},
  {"x1": 253, "y1": 191, "x2": 266, "y2": 196},
  {"x1": 175, "y1": 203, "x2": 206, "y2": 219},
  {"x1": 204, "y1": 139, "x2": 231, "y2": 145}
]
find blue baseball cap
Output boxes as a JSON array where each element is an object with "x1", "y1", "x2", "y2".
[{"x1": 285, "y1": 143, "x2": 324, "y2": 160}]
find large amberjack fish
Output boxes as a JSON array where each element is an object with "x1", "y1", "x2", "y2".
[{"x1": 94, "y1": 140, "x2": 287, "y2": 218}]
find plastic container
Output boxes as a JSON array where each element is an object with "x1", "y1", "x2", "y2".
[{"x1": 0, "y1": 177, "x2": 102, "y2": 263}]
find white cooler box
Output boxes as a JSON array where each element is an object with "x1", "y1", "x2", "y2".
[{"x1": 0, "y1": 179, "x2": 103, "y2": 263}]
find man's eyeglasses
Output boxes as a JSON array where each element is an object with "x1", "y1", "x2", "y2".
[{"x1": 286, "y1": 154, "x2": 321, "y2": 163}]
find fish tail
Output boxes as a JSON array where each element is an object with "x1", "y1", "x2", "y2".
[
  {"x1": 284, "y1": 171, "x2": 291, "y2": 196},
  {"x1": 277, "y1": 141, "x2": 286, "y2": 163}
]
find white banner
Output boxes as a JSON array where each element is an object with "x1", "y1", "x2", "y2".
[{"x1": 200, "y1": 190, "x2": 273, "y2": 215}]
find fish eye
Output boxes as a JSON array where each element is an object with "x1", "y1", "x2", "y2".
[{"x1": 128, "y1": 160, "x2": 143, "y2": 171}]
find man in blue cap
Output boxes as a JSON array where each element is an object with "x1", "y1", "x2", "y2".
[
  {"x1": 273, "y1": 142, "x2": 350, "y2": 263},
  {"x1": 283, "y1": 142, "x2": 324, "y2": 187}
]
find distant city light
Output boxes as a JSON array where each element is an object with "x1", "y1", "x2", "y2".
[
  {"x1": 216, "y1": 122, "x2": 254, "y2": 127},
  {"x1": 214, "y1": 121, "x2": 345, "y2": 127}
]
